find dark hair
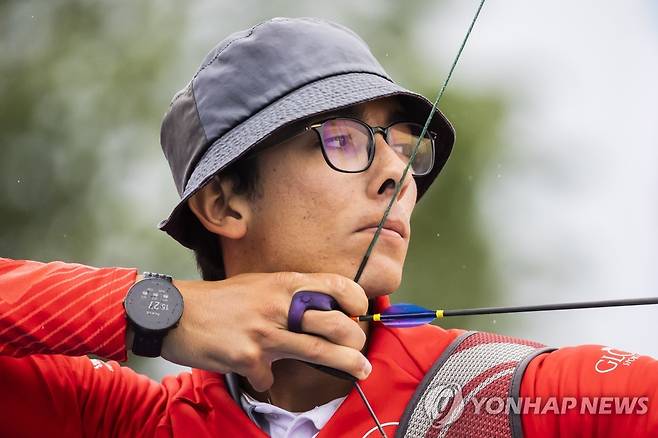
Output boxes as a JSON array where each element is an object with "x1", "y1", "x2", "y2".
[{"x1": 193, "y1": 155, "x2": 261, "y2": 280}]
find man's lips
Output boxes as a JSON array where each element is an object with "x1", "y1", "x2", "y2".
[
  {"x1": 360, "y1": 227, "x2": 403, "y2": 239},
  {"x1": 356, "y1": 219, "x2": 409, "y2": 239}
]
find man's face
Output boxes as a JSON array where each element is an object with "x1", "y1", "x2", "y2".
[{"x1": 238, "y1": 97, "x2": 417, "y2": 297}]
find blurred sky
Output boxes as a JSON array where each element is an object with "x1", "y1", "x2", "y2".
[{"x1": 419, "y1": 0, "x2": 658, "y2": 355}]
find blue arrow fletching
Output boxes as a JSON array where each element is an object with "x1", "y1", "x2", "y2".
[{"x1": 380, "y1": 303, "x2": 436, "y2": 328}]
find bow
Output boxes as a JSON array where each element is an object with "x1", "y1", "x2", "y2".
[{"x1": 342, "y1": 1, "x2": 488, "y2": 436}]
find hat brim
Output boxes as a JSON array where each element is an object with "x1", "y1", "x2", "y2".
[{"x1": 159, "y1": 72, "x2": 455, "y2": 250}]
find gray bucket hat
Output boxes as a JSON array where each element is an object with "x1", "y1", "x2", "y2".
[{"x1": 158, "y1": 17, "x2": 455, "y2": 250}]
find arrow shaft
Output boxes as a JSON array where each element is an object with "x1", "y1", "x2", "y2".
[
  {"x1": 356, "y1": 297, "x2": 658, "y2": 323},
  {"x1": 442, "y1": 297, "x2": 658, "y2": 317}
]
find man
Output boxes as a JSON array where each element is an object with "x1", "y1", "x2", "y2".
[{"x1": 1, "y1": 17, "x2": 657, "y2": 438}]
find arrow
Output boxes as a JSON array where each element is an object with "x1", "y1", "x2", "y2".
[{"x1": 352, "y1": 297, "x2": 658, "y2": 328}]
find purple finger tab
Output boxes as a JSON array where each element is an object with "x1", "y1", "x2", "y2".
[{"x1": 287, "y1": 291, "x2": 339, "y2": 333}]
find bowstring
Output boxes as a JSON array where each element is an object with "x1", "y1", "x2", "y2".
[
  {"x1": 353, "y1": 0, "x2": 486, "y2": 284},
  {"x1": 349, "y1": 3, "x2": 487, "y2": 436},
  {"x1": 349, "y1": 3, "x2": 486, "y2": 436}
]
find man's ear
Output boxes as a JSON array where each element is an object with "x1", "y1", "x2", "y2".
[{"x1": 187, "y1": 175, "x2": 251, "y2": 240}]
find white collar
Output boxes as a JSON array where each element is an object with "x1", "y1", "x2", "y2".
[{"x1": 240, "y1": 389, "x2": 347, "y2": 431}]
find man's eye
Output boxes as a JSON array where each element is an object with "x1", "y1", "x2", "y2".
[{"x1": 325, "y1": 135, "x2": 349, "y2": 148}]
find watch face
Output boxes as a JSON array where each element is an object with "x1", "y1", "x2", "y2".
[{"x1": 124, "y1": 278, "x2": 184, "y2": 331}]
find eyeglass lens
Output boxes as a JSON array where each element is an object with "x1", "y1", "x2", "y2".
[
  {"x1": 317, "y1": 119, "x2": 371, "y2": 172},
  {"x1": 317, "y1": 119, "x2": 433, "y2": 175}
]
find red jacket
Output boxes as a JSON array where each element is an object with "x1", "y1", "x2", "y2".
[{"x1": 1, "y1": 257, "x2": 657, "y2": 437}]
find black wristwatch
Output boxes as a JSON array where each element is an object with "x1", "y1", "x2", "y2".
[{"x1": 123, "y1": 272, "x2": 184, "y2": 357}]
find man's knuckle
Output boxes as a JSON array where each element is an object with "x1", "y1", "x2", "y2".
[
  {"x1": 327, "y1": 314, "x2": 347, "y2": 339},
  {"x1": 253, "y1": 324, "x2": 280, "y2": 349},
  {"x1": 328, "y1": 273, "x2": 348, "y2": 292},
  {"x1": 259, "y1": 300, "x2": 282, "y2": 320},
  {"x1": 272, "y1": 271, "x2": 287, "y2": 286},
  {"x1": 233, "y1": 345, "x2": 262, "y2": 369},
  {"x1": 306, "y1": 337, "x2": 325, "y2": 361},
  {"x1": 273, "y1": 271, "x2": 295, "y2": 287}
]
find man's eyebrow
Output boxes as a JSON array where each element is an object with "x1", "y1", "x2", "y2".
[
  {"x1": 309, "y1": 106, "x2": 362, "y2": 123},
  {"x1": 308, "y1": 105, "x2": 407, "y2": 125}
]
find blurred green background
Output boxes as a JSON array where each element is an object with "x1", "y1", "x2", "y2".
[{"x1": 0, "y1": 0, "x2": 532, "y2": 378}]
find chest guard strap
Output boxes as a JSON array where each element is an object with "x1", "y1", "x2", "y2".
[{"x1": 395, "y1": 331, "x2": 555, "y2": 438}]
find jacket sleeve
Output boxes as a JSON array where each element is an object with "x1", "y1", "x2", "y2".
[
  {"x1": 0, "y1": 257, "x2": 170, "y2": 437},
  {"x1": 0, "y1": 257, "x2": 135, "y2": 360},
  {"x1": 520, "y1": 343, "x2": 658, "y2": 437}
]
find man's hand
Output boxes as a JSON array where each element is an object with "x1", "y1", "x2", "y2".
[{"x1": 157, "y1": 272, "x2": 370, "y2": 392}]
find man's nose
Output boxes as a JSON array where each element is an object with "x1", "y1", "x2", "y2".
[{"x1": 369, "y1": 131, "x2": 414, "y2": 201}]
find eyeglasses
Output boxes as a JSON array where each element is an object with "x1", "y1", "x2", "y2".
[{"x1": 306, "y1": 118, "x2": 436, "y2": 176}]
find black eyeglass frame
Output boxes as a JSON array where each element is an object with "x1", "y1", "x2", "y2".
[{"x1": 305, "y1": 117, "x2": 437, "y2": 177}]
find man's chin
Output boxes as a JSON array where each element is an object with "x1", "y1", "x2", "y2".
[{"x1": 356, "y1": 268, "x2": 403, "y2": 299}]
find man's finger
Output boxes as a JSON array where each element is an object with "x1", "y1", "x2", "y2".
[
  {"x1": 301, "y1": 309, "x2": 366, "y2": 351},
  {"x1": 245, "y1": 363, "x2": 275, "y2": 393},
  {"x1": 271, "y1": 329, "x2": 371, "y2": 380}
]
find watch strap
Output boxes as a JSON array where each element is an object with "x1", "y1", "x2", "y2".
[
  {"x1": 131, "y1": 327, "x2": 165, "y2": 358},
  {"x1": 143, "y1": 271, "x2": 173, "y2": 282}
]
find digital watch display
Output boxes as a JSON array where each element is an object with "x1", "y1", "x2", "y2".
[{"x1": 123, "y1": 272, "x2": 184, "y2": 357}]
